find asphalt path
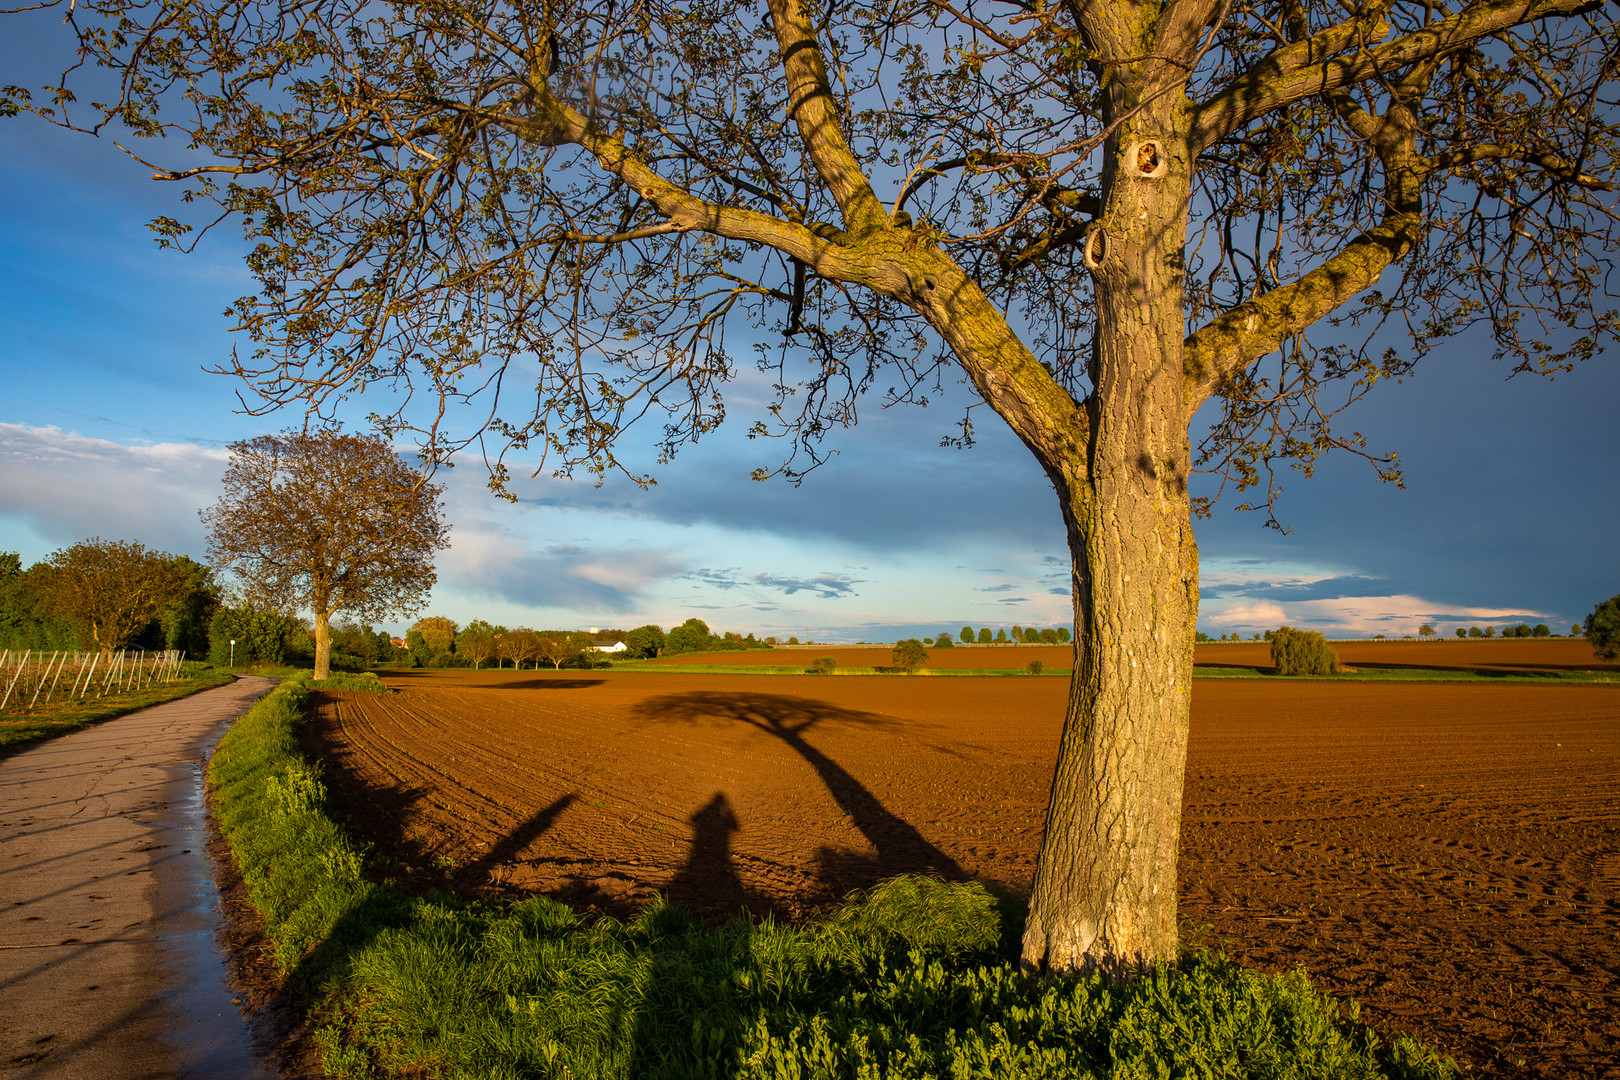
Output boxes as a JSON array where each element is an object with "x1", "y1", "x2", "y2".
[{"x1": 0, "y1": 676, "x2": 279, "y2": 1078}]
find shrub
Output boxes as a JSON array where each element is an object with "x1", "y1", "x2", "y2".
[
  {"x1": 310, "y1": 671, "x2": 394, "y2": 694},
  {"x1": 1026, "y1": 659, "x2": 1044, "y2": 675},
  {"x1": 1585, "y1": 594, "x2": 1620, "y2": 661},
  {"x1": 1269, "y1": 626, "x2": 1340, "y2": 676},
  {"x1": 891, "y1": 639, "x2": 928, "y2": 673},
  {"x1": 807, "y1": 656, "x2": 836, "y2": 675},
  {"x1": 934, "y1": 633, "x2": 955, "y2": 648}
]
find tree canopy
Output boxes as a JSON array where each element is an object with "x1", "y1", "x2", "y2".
[
  {"x1": 11, "y1": 0, "x2": 1618, "y2": 976},
  {"x1": 1585, "y1": 593, "x2": 1620, "y2": 661},
  {"x1": 27, "y1": 539, "x2": 195, "y2": 654},
  {"x1": 201, "y1": 430, "x2": 449, "y2": 679}
]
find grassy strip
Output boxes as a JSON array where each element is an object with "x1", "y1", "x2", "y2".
[
  {"x1": 0, "y1": 669, "x2": 238, "y2": 756},
  {"x1": 1192, "y1": 666, "x2": 1616, "y2": 684},
  {"x1": 211, "y1": 677, "x2": 1460, "y2": 1080}
]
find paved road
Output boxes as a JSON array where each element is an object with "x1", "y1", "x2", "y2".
[{"x1": 0, "y1": 676, "x2": 279, "y2": 1078}]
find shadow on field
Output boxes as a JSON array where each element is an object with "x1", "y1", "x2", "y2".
[
  {"x1": 464, "y1": 792, "x2": 580, "y2": 882},
  {"x1": 663, "y1": 791, "x2": 761, "y2": 917},
  {"x1": 630, "y1": 692, "x2": 964, "y2": 893}
]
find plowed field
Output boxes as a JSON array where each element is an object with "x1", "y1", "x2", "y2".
[{"x1": 308, "y1": 668, "x2": 1620, "y2": 1079}]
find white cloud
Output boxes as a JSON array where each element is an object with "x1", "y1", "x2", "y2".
[
  {"x1": 1203, "y1": 592, "x2": 1549, "y2": 636},
  {"x1": 0, "y1": 422, "x2": 227, "y2": 557}
]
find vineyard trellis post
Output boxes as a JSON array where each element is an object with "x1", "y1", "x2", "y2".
[
  {"x1": 0, "y1": 649, "x2": 30, "y2": 712},
  {"x1": 27, "y1": 651, "x2": 62, "y2": 711}
]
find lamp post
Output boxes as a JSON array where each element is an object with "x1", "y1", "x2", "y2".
[{"x1": 229, "y1": 639, "x2": 236, "y2": 668}]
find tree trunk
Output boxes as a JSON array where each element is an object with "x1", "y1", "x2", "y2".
[
  {"x1": 313, "y1": 610, "x2": 333, "y2": 680},
  {"x1": 1018, "y1": 100, "x2": 1200, "y2": 975}
]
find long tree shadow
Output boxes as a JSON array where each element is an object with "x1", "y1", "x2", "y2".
[
  {"x1": 630, "y1": 692, "x2": 964, "y2": 890},
  {"x1": 462, "y1": 792, "x2": 579, "y2": 883}
]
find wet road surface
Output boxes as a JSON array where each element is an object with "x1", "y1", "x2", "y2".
[{"x1": 1, "y1": 676, "x2": 279, "y2": 1078}]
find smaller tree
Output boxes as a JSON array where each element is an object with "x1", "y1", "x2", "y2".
[
  {"x1": 625, "y1": 624, "x2": 666, "y2": 659},
  {"x1": 891, "y1": 639, "x2": 929, "y2": 674},
  {"x1": 209, "y1": 605, "x2": 298, "y2": 667},
  {"x1": 29, "y1": 539, "x2": 188, "y2": 654},
  {"x1": 995, "y1": 628, "x2": 1008, "y2": 643},
  {"x1": 1455, "y1": 628, "x2": 1467, "y2": 639},
  {"x1": 1468, "y1": 626, "x2": 1483, "y2": 638},
  {"x1": 457, "y1": 620, "x2": 499, "y2": 669},
  {"x1": 535, "y1": 630, "x2": 586, "y2": 670},
  {"x1": 1484, "y1": 626, "x2": 1496, "y2": 638},
  {"x1": 496, "y1": 628, "x2": 529, "y2": 669},
  {"x1": 664, "y1": 618, "x2": 713, "y2": 656},
  {"x1": 1270, "y1": 627, "x2": 1340, "y2": 676},
  {"x1": 1584, "y1": 595, "x2": 1620, "y2": 661},
  {"x1": 1573, "y1": 624, "x2": 1583, "y2": 637},
  {"x1": 977, "y1": 628, "x2": 992, "y2": 644},
  {"x1": 413, "y1": 616, "x2": 459, "y2": 658},
  {"x1": 960, "y1": 626, "x2": 974, "y2": 643},
  {"x1": 807, "y1": 656, "x2": 836, "y2": 675},
  {"x1": 1418, "y1": 624, "x2": 1436, "y2": 639},
  {"x1": 1532, "y1": 624, "x2": 1551, "y2": 638},
  {"x1": 202, "y1": 431, "x2": 448, "y2": 679},
  {"x1": 934, "y1": 633, "x2": 955, "y2": 649},
  {"x1": 1027, "y1": 659, "x2": 1046, "y2": 675}
]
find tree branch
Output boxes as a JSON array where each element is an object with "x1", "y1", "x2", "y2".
[
  {"x1": 1190, "y1": 0, "x2": 1601, "y2": 154},
  {"x1": 765, "y1": 0, "x2": 891, "y2": 236}
]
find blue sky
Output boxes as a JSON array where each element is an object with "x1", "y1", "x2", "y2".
[{"x1": 3, "y1": 20, "x2": 1616, "y2": 641}]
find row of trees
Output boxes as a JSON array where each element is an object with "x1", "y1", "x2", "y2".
[
  {"x1": 956, "y1": 626, "x2": 1073, "y2": 645},
  {"x1": 0, "y1": 542, "x2": 218, "y2": 657},
  {"x1": 394, "y1": 615, "x2": 778, "y2": 669}
]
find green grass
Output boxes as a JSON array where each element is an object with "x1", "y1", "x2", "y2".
[
  {"x1": 1191, "y1": 665, "x2": 1616, "y2": 684},
  {"x1": 211, "y1": 678, "x2": 1461, "y2": 1080},
  {"x1": 0, "y1": 667, "x2": 238, "y2": 757}
]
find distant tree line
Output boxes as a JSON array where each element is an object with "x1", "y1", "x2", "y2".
[
  {"x1": 391, "y1": 615, "x2": 779, "y2": 670},
  {"x1": 952, "y1": 625, "x2": 1073, "y2": 645}
]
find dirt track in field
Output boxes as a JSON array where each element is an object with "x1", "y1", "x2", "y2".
[{"x1": 308, "y1": 656, "x2": 1620, "y2": 1080}]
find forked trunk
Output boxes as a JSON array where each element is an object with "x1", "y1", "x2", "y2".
[{"x1": 313, "y1": 610, "x2": 333, "y2": 680}]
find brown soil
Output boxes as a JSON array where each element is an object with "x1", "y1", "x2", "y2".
[{"x1": 307, "y1": 667, "x2": 1620, "y2": 1079}]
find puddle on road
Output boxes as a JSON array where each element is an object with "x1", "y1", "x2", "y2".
[{"x1": 148, "y1": 710, "x2": 281, "y2": 1079}]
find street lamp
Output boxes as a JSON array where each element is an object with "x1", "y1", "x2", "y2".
[{"x1": 229, "y1": 639, "x2": 236, "y2": 668}]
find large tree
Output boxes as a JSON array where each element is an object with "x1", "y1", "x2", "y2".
[
  {"x1": 10, "y1": 0, "x2": 1617, "y2": 975},
  {"x1": 201, "y1": 431, "x2": 449, "y2": 679}
]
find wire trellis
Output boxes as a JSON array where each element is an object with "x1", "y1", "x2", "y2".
[{"x1": 0, "y1": 649, "x2": 186, "y2": 714}]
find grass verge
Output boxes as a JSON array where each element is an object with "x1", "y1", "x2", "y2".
[
  {"x1": 0, "y1": 668, "x2": 238, "y2": 757},
  {"x1": 211, "y1": 676, "x2": 1461, "y2": 1080}
]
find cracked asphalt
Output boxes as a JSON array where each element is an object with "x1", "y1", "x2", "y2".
[{"x1": 0, "y1": 676, "x2": 278, "y2": 1078}]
